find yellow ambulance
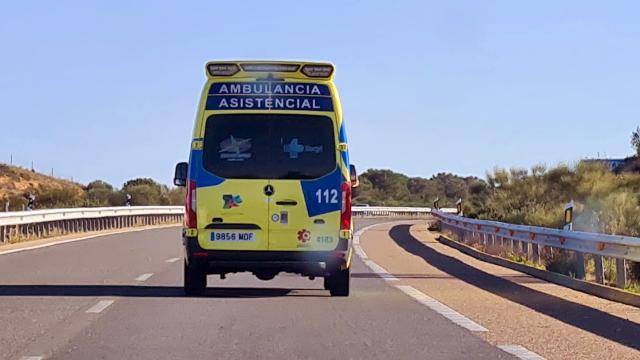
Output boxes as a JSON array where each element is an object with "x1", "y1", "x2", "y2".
[{"x1": 174, "y1": 60, "x2": 358, "y2": 296}]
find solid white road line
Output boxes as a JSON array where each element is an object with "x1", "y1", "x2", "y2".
[
  {"x1": 20, "y1": 356, "x2": 44, "y2": 360},
  {"x1": 498, "y1": 345, "x2": 545, "y2": 360},
  {"x1": 166, "y1": 257, "x2": 181, "y2": 263},
  {"x1": 353, "y1": 245, "x2": 368, "y2": 259},
  {"x1": 396, "y1": 285, "x2": 488, "y2": 332},
  {"x1": 353, "y1": 222, "x2": 407, "y2": 280},
  {"x1": 86, "y1": 300, "x2": 115, "y2": 314},
  {"x1": 364, "y1": 259, "x2": 399, "y2": 281},
  {"x1": 135, "y1": 273, "x2": 153, "y2": 281},
  {"x1": 0, "y1": 225, "x2": 180, "y2": 256}
]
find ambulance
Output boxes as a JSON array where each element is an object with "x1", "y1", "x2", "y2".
[{"x1": 173, "y1": 61, "x2": 358, "y2": 296}]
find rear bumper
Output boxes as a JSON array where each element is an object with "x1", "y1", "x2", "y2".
[{"x1": 183, "y1": 236, "x2": 349, "y2": 276}]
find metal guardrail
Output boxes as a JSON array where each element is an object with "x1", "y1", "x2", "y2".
[
  {"x1": 431, "y1": 210, "x2": 640, "y2": 288},
  {"x1": 0, "y1": 205, "x2": 441, "y2": 244},
  {"x1": 0, "y1": 206, "x2": 183, "y2": 243},
  {"x1": 352, "y1": 206, "x2": 431, "y2": 217},
  {"x1": 352, "y1": 206, "x2": 457, "y2": 217}
]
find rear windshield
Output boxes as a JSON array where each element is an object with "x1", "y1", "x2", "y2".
[{"x1": 202, "y1": 114, "x2": 336, "y2": 180}]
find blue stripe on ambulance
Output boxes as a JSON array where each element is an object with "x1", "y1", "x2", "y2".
[
  {"x1": 338, "y1": 122, "x2": 350, "y2": 172},
  {"x1": 300, "y1": 167, "x2": 342, "y2": 217},
  {"x1": 189, "y1": 150, "x2": 225, "y2": 187}
]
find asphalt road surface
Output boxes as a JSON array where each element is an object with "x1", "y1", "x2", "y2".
[{"x1": 0, "y1": 219, "x2": 517, "y2": 360}]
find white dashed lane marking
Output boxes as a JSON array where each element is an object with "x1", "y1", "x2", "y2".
[
  {"x1": 166, "y1": 257, "x2": 181, "y2": 263},
  {"x1": 135, "y1": 273, "x2": 153, "y2": 281},
  {"x1": 396, "y1": 285, "x2": 488, "y2": 332},
  {"x1": 498, "y1": 345, "x2": 545, "y2": 360},
  {"x1": 86, "y1": 300, "x2": 115, "y2": 314}
]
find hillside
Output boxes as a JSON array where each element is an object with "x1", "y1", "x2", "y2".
[
  {"x1": 0, "y1": 164, "x2": 85, "y2": 210},
  {"x1": 0, "y1": 163, "x2": 185, "y2": 210}
]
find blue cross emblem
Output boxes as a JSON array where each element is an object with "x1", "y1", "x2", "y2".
[{"x1": 284, "y1": 138, "x2": 305, "y2": 159}]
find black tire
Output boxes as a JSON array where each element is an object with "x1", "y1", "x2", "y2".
[
  {"x1": 327, "y1": 267, "x2": 350, "y2": 297},
  {"x1": 184, "y1": 260, "x2": 206, "y2": 296},
  {"x1": 323, "y1": 277, "x2": 330, "y2": 290}
]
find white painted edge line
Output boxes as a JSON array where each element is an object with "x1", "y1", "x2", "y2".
[
  {"x1": 498, "y1": 345, "x2": 545, "y2": 360},
  {"x1": 396, "y1": 285, "x2": 488, "y2": 332},
  {"x1": 353, "y1": 245, "x2": 368, "y2": 259},
  {"x1": 364, "y1": 259, "x2": 399, "y2": 281},
  {"x1": 20, "y1": 356, "x2": 44, "y2": 360},
  {"x1": 86, "y1": 300, "x2": 115, "y2": 314},
  {"x1": 166, "y1": 257, "x2": 181, "y2": 263},
  {"x1": 353, "y1": 222, "x2": 386, "y2": 259},
  {"x1": 353, "y1": 221, "x2": 410, "y2": 281},
  {"x1": 135, "y1": 273, "x2": 153, "y2": 281},
  {"x1": 0, "y1": 224, "x2": 180, "y2": 256}
]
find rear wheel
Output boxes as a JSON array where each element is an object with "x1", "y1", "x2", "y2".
[
  {"x1": 327, "y1": 267, "x2": 350, "y2": 297},
  {"x1": 184, "y1": 260, "x2": 206, "y2": 296}
]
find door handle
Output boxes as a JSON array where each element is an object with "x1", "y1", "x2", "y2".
[{"x1": 275, "y1": 200, "x2": 298, "y2": 206}]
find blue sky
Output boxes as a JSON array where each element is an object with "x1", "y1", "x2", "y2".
[{"x1": 1, "y1": 1, "x2": 639, "y2": 187}]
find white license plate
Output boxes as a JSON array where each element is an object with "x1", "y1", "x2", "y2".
[{"x1": 210, "y1": 231, "x2": 256, "y2": 242}]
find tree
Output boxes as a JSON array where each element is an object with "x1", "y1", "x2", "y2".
[
  {"x1": 86, "y1": 180, "x2": 113, "y2": 191},
  {"x1": 85, "y1": 180, "x2": 116, "y2": 206},
  {"x1": 631, "y1": 126, "x2": 640, "y2": 156}
]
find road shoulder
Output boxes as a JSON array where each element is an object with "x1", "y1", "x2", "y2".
[
  {"x1": 0, "y1": 224, "x2": 180, "y2": 255},
  {"x1": 359, "y1": 221, "x2": 640, "y2": 360}
]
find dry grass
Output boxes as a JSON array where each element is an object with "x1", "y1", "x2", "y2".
[{"x1": 0, "y1": 163, "x2": 84, "y2": 210}]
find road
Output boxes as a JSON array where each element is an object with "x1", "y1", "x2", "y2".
[
  {"x1": 0, "y1": 219, "x2": 511, "y2": 360},
  {"x1": 0, "y1": 219, "x2": 638, "y2": 359}
]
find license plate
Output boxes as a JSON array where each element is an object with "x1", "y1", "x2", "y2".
[{"x1": 210, "y1": 231, "x2": 256, "y2": 242}]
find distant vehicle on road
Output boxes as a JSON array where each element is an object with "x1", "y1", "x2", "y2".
[{"x1": 174, "y1": 60, "x2": 359, "y2": 296}]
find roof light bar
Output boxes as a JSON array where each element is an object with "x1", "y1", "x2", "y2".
[
  {"x1": 301, "y1": 64, "x2": 334, "y2": 78},
  {"x1": 207, "y1": 63, "x2": 240, "y2": 76},
  {"x1": 240, "y1": 63, "x2": 300, "y2": 72}
]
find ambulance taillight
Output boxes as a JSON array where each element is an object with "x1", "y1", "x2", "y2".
[
  {"x1": 340, "y1": 181, "x2": 352, "y2": 230},
  {"x1": 185, "y1": 180, "x2": 197, "y2": 228}
]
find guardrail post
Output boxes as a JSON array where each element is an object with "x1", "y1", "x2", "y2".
[
  {"x1": 594, "y1": 255, "x2": 605, "y2": 284},
  {"x1": 615, "y1": 258, "x2": 626, "y2": 289},
  {"x1": 531, "y1": 243, "x2": 540, "y2": 264}
]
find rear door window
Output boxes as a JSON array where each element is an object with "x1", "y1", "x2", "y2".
[{"x1": 202, "y1": 114, "x2": 336, "y2": 180}]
